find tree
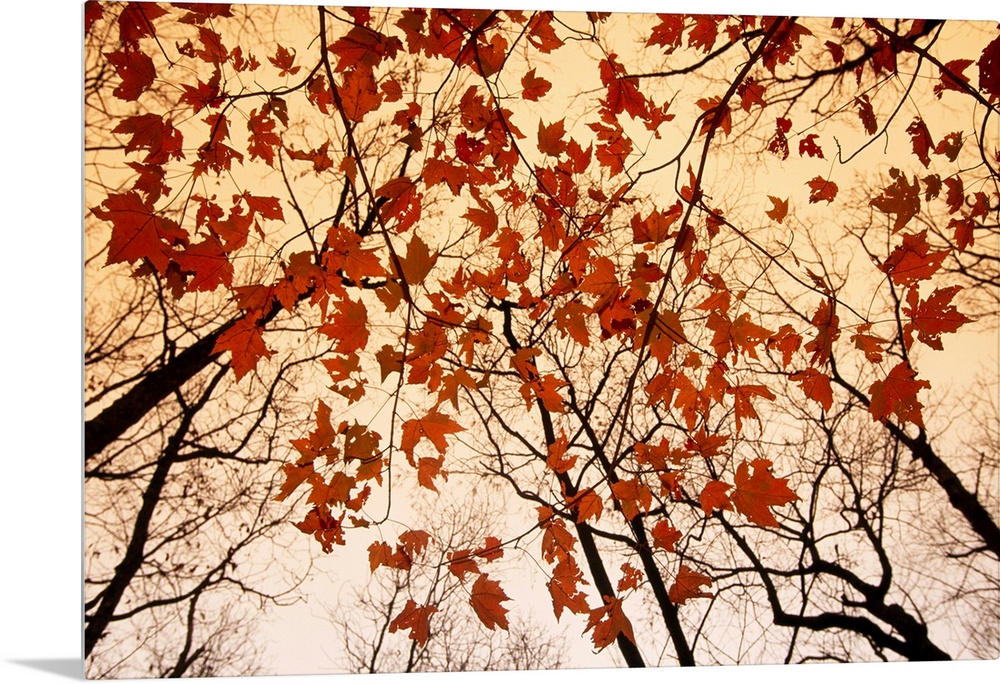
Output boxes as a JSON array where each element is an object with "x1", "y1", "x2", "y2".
[
  {"x1": 84, "y1": 2, "x2": 999, "y2": 673},
  {"x1": 331, "y1": 498, "x2": 566, "y2": 673}
]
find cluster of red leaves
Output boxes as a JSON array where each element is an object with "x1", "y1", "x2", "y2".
[{"x1": 88, "y1": 5, "x2": 988, "y2": 654}]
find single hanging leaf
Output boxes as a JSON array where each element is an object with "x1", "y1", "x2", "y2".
[
  {"x1": 798, "y1": 134, "x2": 824, "y2": 158},
  {"x1": 906, "y1": 118, "x2": 934, "y2": 167},
  {"x1": 389, "y1": 600, "x2": 438, "y2": 646},
  {"x1": 855, "y1": 94, "x2": 877, "y2": 134},
  {"x1": 668, "y1": 565, "x2": 713, "y2": 604},
  {"x1": 92, "y1": 191, "x2": 188, "y2": 273},
  {"x1": 538, "y1": 118, "x2": 568, "y2": 157},
  {"x1": 212, "y1": 317, "x2": 273, "y2": 381},
  {"x1": 903, "y1": 286, "x2": 972, "y2": 351},
  {"x1": 470, "y1": 574, "x2": 510, "y2": 630},
  {"x1": 617, "y1": 563, "x2": 643, "y2": 592},
  {"x1": 790, "y1": 368, "x2": 834, "y2": 411},
  {"x1": 868, "y1": 361, "x2": 930, "y2": 427},
  {"x1": 978, "y1": 34, "x2": 1000, "y2": 102},
  {"x1": 700, "y1": 480, "x2": 734, "y2": 516},
  {"x1": 651, "y1": 520, "x2": 682, "y2": 551},
  {"x1": 400, "y1": 410, "x2": 464, "y2": 460},
  {"x1": 869, "y1": 168, "x2": 921, "y2": 233},
  {"x1": 586, "y1": 596, "x2": 636, "y2": 650},
  {"x1": 765, "y1": 196, "x2": 788, "y2": 223},
  {"x1": 106, "y1": 49, "x2": 156, "y2": 101},
  {"x1": 521, "y1": 68, "x2": 552, "y2": 101},
  {"x1": 880, "y1": 230, "x2": 948, "y2": 287},
  {"x1": 548, "y1": 557, "x2": 590, "y2": 620},
  {"x1": 730, "y1": 459, "x2": 798, "y2": 527},
  {"x1": 806, "y1": 176, "x2": 838, "y2": 203}
]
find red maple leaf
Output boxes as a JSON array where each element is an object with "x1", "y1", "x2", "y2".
[
  {"x1": 105, "y1": 48, "x2": 156, "y2": 102},
  {"x1": 798, "y1": 133, "x2": 824, "y2": 158},
  {"x1": 91, "y1": 191, "x2": 188, "y2": 273},
  {"x1": 700, "y1": 480, "x2": 734, "y2": 516},
  {"x1": 339, "y1": 67, "x2": 383, "y2": 123},
  {"x1": 586, "y1": 595, "x2": 635, "y2": 650},
  {"x1": 651, "y1": 519, "x2": 682, "y2": 551},
  {"x1": 399, "y1": 530, "x2": 431, "y2": 558},
  {"x1": 855, "y1": 94, "x2": 878, "y2": 134},
  {"x1": 765, "y1": 196, "x2": 788, "y2": 223},
  {"x1": 537, "y1": 118, "x2": 568, "y2": 157},
  {"x1": 790, "y1": 368, "x2": 834, "y2": 411},
  {"x1": 389, "y1": 599, "x2": 438, "y2": 646},
  {"x1": 547, "y1": 557, "x2": 590, "y2": 620},
  {"x1": 880, "y1": 229, "x2": 948, "y2": 287},
  {"x1": 870, "y1": 168, "x2": 921, "y2": 233},
  {"x1": 113, "y1": 114, "x2": 184, "y2": 165},
  {"x1": 668, "y1": 565, "x2": 713, "y2": 604},
  {"x1": 400, "y1": 410, "x2": 464, "y2": 461},
  {"x1": 806, "y1": 176, "x2": 838, "y2": 203},
  {"x1": 869, "y1": 361, "x2": 931, "y2": 427},
  {"x1": 567, "y1": 488, "x2": 603, "y2": 524},
  {"x1": 768, "y1": 117, "x2": 791, "y2": 159},
  {"x1": 322, "y1": 303, "x2": 369, "y2": 359},
  {"x1": 447, "y1": 549, "x2": 481, "y2": 580},
  {"x1": 611, "y1": 478, "x2": 652, "y2": 521},
  {"x1": 293, "y1": 507, "x2": 345, "y2": 553},
  {"x1": 212, "y1": 316, "x2": 273, "y2": 381},
  {"x1": 804, "y1": 299, "x2": 839, "y2": 366},
  {"x1": 903, "y1": 285, "x2": 972, "y2": 350},
  {"x1": 617, "y1": 562, "x2": 643, "y2": 593},
  {"x1": 470, "y1": 574, "x2": 510, "y2": 630},
  {"x1": 173, "y1": 236, "x2": 233, "y2": 292},
  {"x1": 730, "y1": 459, "x2": 798, "y2": 527},
  {"x1": 906, "y1": 117, "x2": 934, "y2": 167},
  {"x1": 521, "y1": 68, "x2": 552, "y2": 101},
  {"x1": 979, "y1": 34, "x2": 1000, "y2": 103}
]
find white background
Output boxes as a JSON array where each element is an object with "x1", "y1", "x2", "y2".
[{"x1": 2, "y1": 0, "x2": 997, "y2": 682}]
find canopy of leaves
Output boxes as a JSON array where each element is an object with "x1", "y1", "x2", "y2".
[{"x1": 84, "y1": 3, "x2": 998, "y2": 673}]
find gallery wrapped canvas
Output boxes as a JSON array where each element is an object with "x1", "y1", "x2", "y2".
[{"x1": 83, "y1": 1, "x2": 1000, "y2": 678}]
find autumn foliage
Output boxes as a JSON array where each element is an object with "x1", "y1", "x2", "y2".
[{"x1": 85, "y1": 2, "x2": 999, "y2": 668}]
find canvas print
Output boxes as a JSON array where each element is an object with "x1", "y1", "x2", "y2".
[{"x1": 83, "y1": 1, "x2": 1000, "y2": 678}]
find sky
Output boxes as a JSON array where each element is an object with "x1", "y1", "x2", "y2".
[{"x1": 3, "y1": 0, "x2": 999, "y2": 683}]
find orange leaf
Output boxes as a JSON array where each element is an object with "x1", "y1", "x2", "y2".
[
  {"x1": 92, "y1": 191, "x2": 187, "y2": 273},
  {"x1": 806, "y1": 176, "x2": 838, "y2": 203},
  {"x1": 765, "y1": 196, "x2": 788, "y2": 223},
  {"x1": 470, "y1": 574, "x2": 510, "y2": 631},
  {"x1": 617, "y1": 562, "x2": 643, "y2": 593},
  {"x1": 668, "y1": 565, "x2": 713, "y2": 605},
  {"x1": 855, "y1": 94, "x2": 877, "y2": 134},
  {"x1": 586, "y1": 595, "x2": 635, "y2": 650},
  {"x1": 699, "y1": 480, "x2": 733, "y2": 516},
  {"x1": 906, "y1": 117, "x2": 934, "y2": 167},
  {"x1": 538, "y1": 118, "x2": 568, "y2": 157},
  {"x1": 521, "y1": 68, "x2": 552, "y2": 101},
  {"x1": 731, "y1": 459, "x2": 798, "y2": 527},
  {"x1": 389, "y1": 599, "x2": 438, "y2": 646},
  {"x1": 567, "y1": 488, "x2": 603, "y2": 524},
  {"x1": 547, "y1": 557, "x2": 590, "y2": 620},
  {"x1": 651, "y1": 520, "x2": 682, "y2": 551},
  {"x1": 396, "y1": 234, "x2": 437, "y2": 285},
  {"x1": 610, "y1": 478, "x2": 652, "y2": 521},
  {"x1": 870, "y1": 168, "x2": 921, "y2": 233},
  {"x1": 790, "y1": 368, "x2": 834, "y2": 411},
  {"x1": 399, "y1": 530, "x2": 431, "y2": 558},
  {"x1": 400, "y1": 410, "x2": 464, "y2": 461},
  {"x1": 903, "y1": 285, "x2": 972, "y2": 351},
  {"x1": 868, "y1": 361, "x2": 930, "y2": 427},
  {"x1": 447, "y1": 549, "x2": 480, "y2": 579},
  {"x1": 212, "y1": 317, "x2": 273, "y2": 381},
  {"x1": 880, "y1": 230, "x2": 947, "y2": 286}
]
